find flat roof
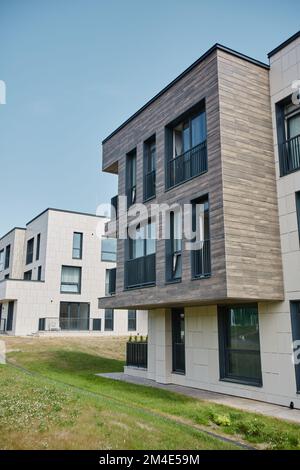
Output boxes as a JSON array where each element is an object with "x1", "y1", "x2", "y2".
[
  {"x1": 102, "y1": 43, "x2": 269, "y2": 145},
  {"x1": 268, "y1": 31, "x2": 300, "y2": 58},
  {"x1": 0, "y1": 227, "x2": 26, "y2": 242},
  {"x1": 26, "y1": 208, "x2": 106, "y2": 226}
]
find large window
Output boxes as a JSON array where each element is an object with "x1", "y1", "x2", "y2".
[
  {"x1": 128, "y1": 310, "x2": 137, "y2": 331},
  {"x1": 59, "y1": 302, "x2": 89, "y2": 330},
  {"x1": 166, "y1": 104, "x2": 207, "y2": 188},
  {"x1": 143, "y1": 136, "x2": 156, "y2": 201},
  {"x1": 126, "y1": 149, "x2": 137, "y2": 207},
  {"x1": 101, "y1": 238, "x2": 117, "y2": 262},
  {"x1": 191, "y1": 195, "x2": 211, "y2": 278},
  {"x1": 36, "y1": 234, "x2": 41, "y2": 261},
  {"x1": 104, "y1": 308, "x2": 114, "y2": 331},
  {"x1": 128, "y1": 221, "x2": 156, "y2": 260},
  {"x1": 4, "y1": 245, "x2": 10, "y2": 270},
  {"x1": 166, "y1": 210, "x2": 182, "y2": 282},
  {"x1": 0, "y1": 250, "x2": 4, "y2": 272},
  {"x1": 218, "y1": 305, "x2": 262, "y2": 386},
  {"x1": 60, "y1": 266, "x2": 81, "y2": 293},
  {"x1": 26, "y1": 238, "x2": 34, "y2": 265},
  {"x1": 72, "y1": 232, "x2": 83, "y2": 259},
  {"x1": 276, "y1": 98, "x2": 300, "y2": 176}
]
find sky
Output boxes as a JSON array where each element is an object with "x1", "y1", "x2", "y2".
[{"x1": 0, "y1": 0, "x2": 299, "y2": 235}]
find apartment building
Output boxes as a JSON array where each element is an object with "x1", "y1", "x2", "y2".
[
  {"x1": 99, "y1": 32, "x2": 300, "y2": 408},
  {"x1": 0, "y1": 208, "x2": 147, "y2": 336}
]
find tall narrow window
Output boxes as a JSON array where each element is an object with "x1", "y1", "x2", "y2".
[
  {"x1": 0, "y1": 250, "x2": 4, "y2": 272},
  {"x1": 166, "y1": 211, "x2": 182, "y2": 281},
  {"x1": 36, "y1": 234, "x2": 41, "y2": 261},
  {"x1": 144, "y1": 136, "x2": 156, "y2": 201},
  {"x1": 126, "y1": 149, "x2": 137, "y2": 207},
  {"x1": 101, "y1": 238, "x2": 116, "y2": 262},
  {"x1": 128, "y1": 310, "x2": 137, "y2": 331},
  {"x1": 37, "y1": 266, "x2": 42, "y2": 281},
  {"x1": 276, "y1": 98, "x2": 300, "y2": 176},
  {"x1": 61, "y1": 266, "x2": 81, "y2": 293},
  {"x1": 26, "y1": 238, "x2": 34, "y2": 265},
  {"x1": 296, "y1": 192, "x2": 300, "y2": 244},
  {"x1": 191, "y1": 195, "x2": 211, "y2": 278},
  {"x1": 24, "y1": 270, "x2": 32, "y2": 280},
  {"x1": 4, "y1": 245, "x2": 10, "y2": 270},
  {"x1": 72, "y1": 232, "x2": 83, "y2": 259},
  {"x1": 218, "y1": 305, "x2": 262, "y2": 386},
  {"x1": 104, "y1": 309, "x2": 114, "y2": 331},
  {"x1": 172, "y1": 308, "x2": 185, "y2": 374}
]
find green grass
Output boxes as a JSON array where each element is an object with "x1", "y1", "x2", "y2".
[{"x1": 2, "y1": 336, "x2": 300, "y2": 450}]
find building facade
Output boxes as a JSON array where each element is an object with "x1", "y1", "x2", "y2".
[
  {"x1": 99, "y1": 33, "x2": 300, "y2": 408},
  {"x1": 0, "y1": 208, "x2": 147, "y2": 336}
]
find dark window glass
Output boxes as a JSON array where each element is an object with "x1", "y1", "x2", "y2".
[
  {"x1": 172, "y1": 308, "x2": 185, "y2": 374},
  {"x1": 290, "y1": 301, "x2": 300, "y2": 393},
  {"x1": 191, "y1": 195, "x2": 211, "y2": 278},
  {"x1": 93, "y1": 318, "x2": 101, "y2": 331},
  {"x1": 72, "y1": 232, "x2": 83, "y2": 259},
  {"x1": 166, "y1": 211, "x2": 182, "y2": 281},
  {"x1": 0, "y1": 250, "x2": 4, "y2": 272},
  {"x1": 37, "y1": 266, "x2": 42, "y2": 281},
  {"x1": 276, "y1": 98, "x2": 300, "y2": 177},
  {"x1": 36, "y1": 234, "x2": 41, "y2": 261},
  {"x1": 126, "y1": 149, "x2": 137, "y2": 207},
  {"x1": 128, "y1": 310, "x2": 137, "y2": 331},
  {"x1": 104, "y1": 309, "x2": 114, "y2": 331},
  {"x1": 4, "y1": 245, "x2": 10, "y2": 269},
  {"x1": 26, "y1": 238, "x2": 34, "y2": 265},
  {"x1": 218, "y1": 305, "x2": 262, "y2": 386},
  {"x1": 144, "y1": 136, "x2": 156, "y2": 201},
  {"x1": 24, "y1": 270, "x2": 32, "y2": 280},
  {"x1": 128, "y1": 221, "x2": 156, "y2": 260},
  {"x1": 60, "y1": 266, "x2": 81, "y2": 293},
  {"x1": 101, "y1": 238, "x2": 116, "y2": 262},
  {"x1": 6, "y1": 301, "x2": 14, "y2": 331},
  {"x1": 296, "y1": 192, "x2": 300, "y2": 244},
  {"x1": 59, "y1": 302, "x2": 89, "y2": 330}
]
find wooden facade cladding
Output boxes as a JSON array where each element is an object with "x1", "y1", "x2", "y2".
[{"x1": 100, "y1": 47, "x2": 284, "y2": 310}]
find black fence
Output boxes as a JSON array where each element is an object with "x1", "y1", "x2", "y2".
[
  {"x1": 167, "y1": 141, "x2": 207, "y2": 188},
  {"x1": 279, "y1": 134, "x2": 300, "y2": 176},
  {"x1": 126, "y1": 341, "x2": 148, "y2": 368},
  {"x1": 192, "y1": 239, "x2": 211, "y2": 278},
  {"x1": 125, "y1": 253, "x2": 156, "y2": 289}
]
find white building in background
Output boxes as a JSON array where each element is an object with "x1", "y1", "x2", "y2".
[{"x1": 0, "y1": 208, "x2": 147, "y2": 336}]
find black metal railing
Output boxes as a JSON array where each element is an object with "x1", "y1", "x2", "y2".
[
  {"x1": 126, "y1": 341, "x2": 148, "y2": 368},
  {"x1": 144, "y1": 169, "x2": 156, "y2": 201},
  {"x1": 111, "y1": 195, "x2": 118, "y2": 220},
  {"x1": 59, "y1": 317, "x2": 89, "y2": 330},
  {"x1": 0, "y1": 318, "x2": 6, "y2": 333},
  {"x1": 125, "y1": 253, "x2": 156, "y2": 289},
  {"x1": 279, "y1": 134, "x2": 300, "y2": 176},
  {"x1": 192, "y1": 239, "x2": 211, "y2": 278},
  {"x1": 108, "y1": 267, "x2": 116, "y2": 295},
  {"x1": 167, "y1": 141, "x2": 207, "y2": 188}
]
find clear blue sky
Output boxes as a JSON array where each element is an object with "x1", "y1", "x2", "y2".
[{"x1": 0, "y1": 0, "x2": 298, "y2": 235}]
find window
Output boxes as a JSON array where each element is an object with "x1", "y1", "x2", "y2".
[
  {"x1": 166, "y1": 104, "x2": 207, "y2": 188},
  {"x1": 26, "y1": 238, "x2": 34, "y2": 265},
  {"x1": 101, "y1": 238, "x2": 117, "y2": 262},
  {"x1": 172, "y1": 308, "x2": 185, "y2": 374},
  {"x1": 105, "y1": 269, "x2": 110, "y2": 296},
  {"x1": 128, "y1": 221, "x2": 156, "y2": 260},
  {"x1": 191, "y1": 195, "x2": 211, "y2": 278},
  {"x1": 128, "y1": 310, "x2": 137, "y2": 331},
  {"x1": 218, "y1": 305, "x2": 262, "y2": 386},
  {"x1": 59, "y1": 302, "x2": 89, "y2": 330},
  {"x1": 4, "y1": 245, "x2": 10, "y2": 270},
  {"x1": 60, "y1": 266, "x2": 81, "y2": 293},
  {"x1": 24, "y1": 270, "x2": 32, "y2": 280},
  {"x1": 93, "y1": 318, "x2": 101, "y2": 331},
  {"x1": 276, "y1": 98, "x2": 300, "y2": 176},
  {"x1": 290, "y1": 301, "x2": 300, "y2": 392},
  {"x1": 36, "y1": 234, "x2": 41, "y2": 260},
  {"x1": 37, "y1": 266, "x2": 42, "y2": 281},
  {"x1": 105, "y1": 268, "x2": 116, "y2": 295},
  {"x1": 104, "y1": 309, "x2": 114, "y2": 331},
  {"x1": 72, "y1": 232, "x2": 83, "y2": 259},
  {"x1": 0, "y1": 249, "x2": 4, "y2": 272},
  {"x1": 166, "y1": 210, "x2": 182, "y2": 281},
  {"x1": 126, "y1": 149, "x2": 137, "y2": 207},
  {"x1": 296, "y1": 192, "x2": 300, "y2": 244},
  {"x1": 144, "y1": 136, "x2": 156, "y2": 201},
  {"x1": 4, "y1": 274, "x2": 9, "y2": 279}
]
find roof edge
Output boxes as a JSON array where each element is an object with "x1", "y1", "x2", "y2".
[
  {"x1": 268, "y1": 31, "x2": 300, "y2": 58},
  {"x1": 102, "y1": 43, "x2": 269, "y2": 145},
  {"x1": 26, "y1": 208, "x2": 107, "y2": 226},
  {"x1": 0, "y1": 227, "x2": 26, "y2": 242}
]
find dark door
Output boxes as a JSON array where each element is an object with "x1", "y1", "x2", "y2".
[
  {"x1": 172, "y1": 308, "x2": 185, "y2": 373},
  {"x1": 291, "y1": 301, "x2": 300, "y2": 392},
  {"x1": 6, "y1": 301, "x2": 14, "y2": 331}
]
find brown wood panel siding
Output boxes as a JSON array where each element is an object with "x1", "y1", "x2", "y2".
[{"x1": 217, "y1": 49, "x2": 284, "y2": 300}]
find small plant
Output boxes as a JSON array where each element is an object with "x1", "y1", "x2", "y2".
[
  {"x1": 128, "y1": 335, "x2": 132, "y2": 342},
  {"x1": 211, "y1": 413, "x2": 231, "y2": 427}
]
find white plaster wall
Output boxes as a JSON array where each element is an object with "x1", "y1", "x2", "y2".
[{"x1": 0, "y1": 228, "x2": 25, "y2": 281}]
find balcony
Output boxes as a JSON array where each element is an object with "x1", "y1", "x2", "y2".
[
  {"x1": 108, "y1": 267, "x2": 116, "y2": 295},
  {"x1": 126, "y1": 340, "x2": 148, "y2": 368},
  {"x1": 279, "y1": 134, "x2": 300, "y2": 176},
  {"x1": 125, "y1": 253, "x2": 156, "y2": 289},
  {"x1": 192, "y1": 239, "x2": 211, "y2": 278},
  {"x1": 144, "y1": 169, "x2": 156, "y2": 201},
  {"x1": 167, "y1": 141, "x2": 207, "y2": 189}
]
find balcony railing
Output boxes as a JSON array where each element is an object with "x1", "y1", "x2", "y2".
[
  {"x1": 111, "y1": 195, "x2": 118, "y2": 220},
  {"x1": 279, "y1": 134, "x2": 300, "y2": 176},
  {"x1": 108, "y1": 267, "x2": 116, "y2": 295},
  {"x1": 144, "y1": 169, "x2": 156, "y2": 201},
  {"x1": 38, "y1": 317, "x2": 101, "y2": 332},
  {"x1": 125, "y1": 253, "x2": 156, "y2": 289},
  {"x1": 192, "y1": 239, "x2": 211, "y2": 278},
  {"x1": 126, "y1": 341, "x2": 148, "y2": 368},
  {"x1": 167, "y1": 141, "x2": 207, "y2": 188}
]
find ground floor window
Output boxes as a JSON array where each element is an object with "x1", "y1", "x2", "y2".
[
  {"x1": 218, "y1": 304, "x2": 262, "y2": 386},
  {"x1": 290, "y1": 301, "x2": 300, "y2": 392},
  {"x1": 128, "y1": 310, "x2": 137, "y2": 331},
  {"x1": 59, "y1": 302, "x2": 89, "y2": 330},
  {"x1": 172, "y1": 308, "x2": 185, "y2": 374},
  {"x1": 104, "y1": 309, "x2": 114, "y2": 331}
]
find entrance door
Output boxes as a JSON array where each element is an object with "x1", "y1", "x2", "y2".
[
  {"x1": 172, "y1": 308, "x2": 185, "y2": 373},
  {"x1": 6, "y1": 301, "x2": 14, "y2": 331}
]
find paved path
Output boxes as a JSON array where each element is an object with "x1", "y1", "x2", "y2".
[{"x1": 98, "y1": 372, "x2": 300, "y2": 424}]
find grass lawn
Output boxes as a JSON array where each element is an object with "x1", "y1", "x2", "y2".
[{"x1": 1, "y1": 336, "x2": 300, "y2": 450}]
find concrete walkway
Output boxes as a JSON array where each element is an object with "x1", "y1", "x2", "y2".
[{"x1": 98, "y1": 372, "x2": 300, "y2": 424}]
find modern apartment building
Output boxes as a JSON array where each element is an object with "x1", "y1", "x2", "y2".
[
  {"x1": 99, "y1": 32, "x2": 300, "y2": 408},
  {"x1": 0, "y1": 208, "x2": 147, "y2": 336}
]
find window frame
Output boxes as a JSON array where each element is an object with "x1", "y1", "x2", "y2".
[
  {"x1": 4, "y1": 244, "x2": 10, "y2": 270},
  {"x1": 26, "y1": 238, "x2": 34, "y2": 265},
  {"x1": 36, "y1": 233, "x2": 41, "y2": 261},
  {"x1": 60, "y1": 265, "x2": 82, "y2": 294},
  {"x1": 72, "y1": 232, "x2": 83, "y2": 260},
  {"x1": 101, "y1": 237, "x2": 117, "y2": 262},
  {"x1": 143, "y1": 135, "x2": 156, "y2": 202},
  {"x1": 126, "y1": 148, "x2": 137, "y2": 208},
  {"x1": 104, "y1": 308, "x2": 114, "y2": 331},
  {"x1": 37, "y1": 266, "x2": 42, "y2": 281},
  {"x1": 24, "y1": 270, "x2": 32, "y2": 280},
  {"x1": 128, "y1": 310, "x2": 137, "y2": 331},
  {"x1": 0, "y1": 249, "x2": 4, "y2": 272}
]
